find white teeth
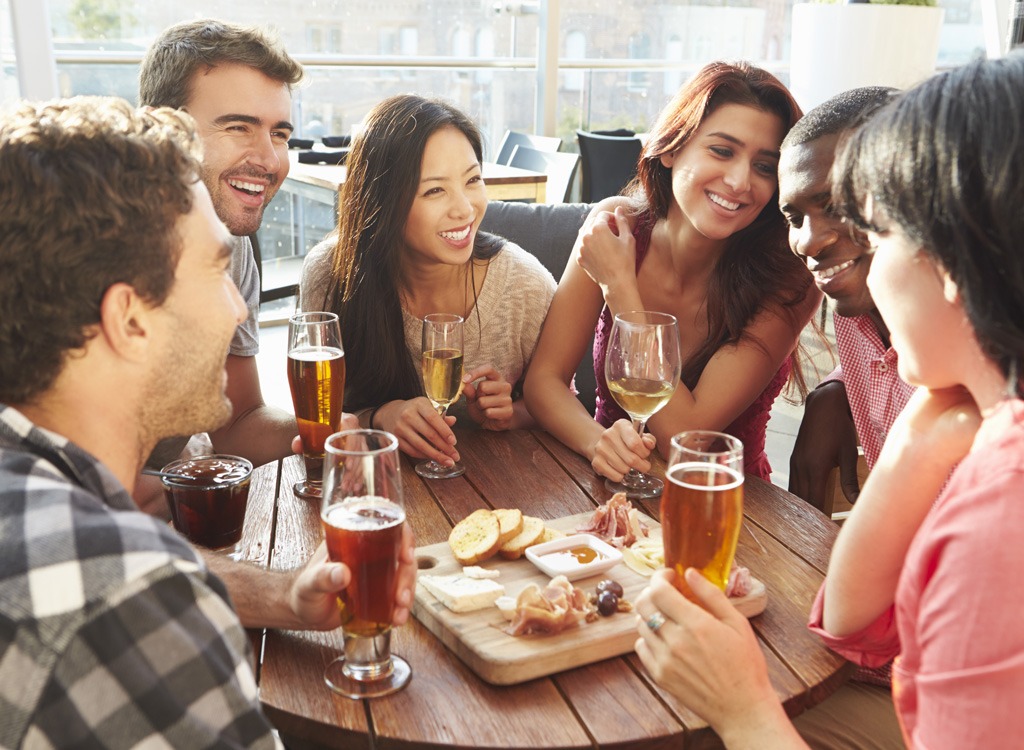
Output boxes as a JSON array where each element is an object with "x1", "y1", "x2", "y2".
[
  {"x1": 439, "y1": 226, "x2": 471, "y2": 241},
  {"x1": 708, "y1": 192, "x2": 740, "y2": 211},
  {"x1": 813, "y1": 259, "x2": 855, "y2": 280},
  {"x1": 228, "y1": 179, "x2": 265, "y2": 193}
]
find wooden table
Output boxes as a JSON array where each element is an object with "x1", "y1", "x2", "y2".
[
  {"x1": 239, "y1": 430, "x2": 851, "y2": 749},
  {"x1": 285, "y1": 152, "x2": 548, "y2": 206}
]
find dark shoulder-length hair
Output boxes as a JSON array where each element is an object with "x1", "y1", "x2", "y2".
[
  {"x1": 627, "y1": 60, "x2": 813, "y2": 394},
  {"x1": 834, "y1": 51, "x2": 1024, "y2": 393},
  {"x1": 320, "y1": 94, "x2": 503, "y2": 411}
]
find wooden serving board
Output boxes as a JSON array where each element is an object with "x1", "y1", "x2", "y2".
[{"x1": 412, "y1": 511, "x2": 766, "y2": 685}]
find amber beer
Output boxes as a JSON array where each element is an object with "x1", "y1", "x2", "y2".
[
  {"x1": 322, "y1": 497, "x2": 405, "y2": 637},
  {"x1": 661, "y1": 461, "x2": 744, "y2": 601},
  {"x1": 287, "y1": 346, "x2": 345, "y2": 482}
]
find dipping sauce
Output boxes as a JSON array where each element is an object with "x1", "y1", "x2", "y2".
[{"x1": 540, "y1": 546, "x2": 604, "y2": 567}]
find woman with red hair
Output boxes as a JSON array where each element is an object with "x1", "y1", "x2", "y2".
[{"x1": 525, "y1": 61, "x2": 819, "y2": 483}]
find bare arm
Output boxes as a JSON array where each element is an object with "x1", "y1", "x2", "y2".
[
  {"x1": 208, "y1": 354, "x2": 296, "y2": 467},
  {"x1": 822, "y1": 386, "x2": 980, "y2": 636},
  {"x1": 789, "y1": 380, "x2": 861, "y2": 511},
  {"x1": 203, "y1": 524, "x2": 417, "y2": 631}
]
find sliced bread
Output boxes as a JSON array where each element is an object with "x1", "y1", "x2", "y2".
[
  {"x1": 494, "y1": 508, "x2": 524, "y2": 545},
  {"x1": 498, "y1": 515, "x2": 545, "y2": 560},
  {"x1": 533, "y1": 526, "x2": 567, "y2": 547},
  {"x1": 449, "y1": 509, "x2": 501, "y2": 565}
]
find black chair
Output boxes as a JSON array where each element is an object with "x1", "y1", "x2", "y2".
[
  {"x1": 575, "y1": 129, "x2": 644, "y2": 203},
  {"x1": 494, "y1": 130, "x2": 562, "y2": 166},
  {"x1": 508, "y1": 144, "x2": 580, "y2": 204}
]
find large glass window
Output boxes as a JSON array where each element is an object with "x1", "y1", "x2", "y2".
[{"x1": 1, "y1": 0, "x2": 19, "y2": 105}]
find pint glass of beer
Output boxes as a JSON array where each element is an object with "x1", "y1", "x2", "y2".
[
  {"x1": 320, "y1": 429, "x2": 411, "y2": 699},
  {"x1": 287, "y1": 312, "x2": 345, "y2": 499},
  {"x1": 662, "y1": 431, "x2": 744, "y2": 602}
]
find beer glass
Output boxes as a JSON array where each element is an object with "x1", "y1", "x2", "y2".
[
  {"x1": 321, "y1": 429, "x2": 411, "y2": 699},
  {"x1": 604, "y1": 311, "x2": 682, "y2": 499},
  {"x1": 415, "y1": 313, "x2": 466, "y2": 479},
  {"x1": 288, "y1": 312, "x2": 345, "y2": 498},
  {"x1": 662, "y1": 431, "x2": 744, "y2": 602}
]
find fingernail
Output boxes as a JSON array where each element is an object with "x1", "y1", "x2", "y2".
[{"x1": 329, "y1": 565, "x2": 345, "y2": 586}]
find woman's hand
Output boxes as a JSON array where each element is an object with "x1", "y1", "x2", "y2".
[
  {"x1": 635, "y1": 569, "x2": 788, "y2": 743},
  {"x1": 577, "y1": 206, "x2": 639, "y2": 304},
  {"x1": 376, "y1": 398, "x2": 460, "y2": 466},
  {"x1": 462, "y1": 364, "x2": 515, "y2": 431},
  {"x1": 590, "y1": 419, "x2": 657, "y2": 481}
]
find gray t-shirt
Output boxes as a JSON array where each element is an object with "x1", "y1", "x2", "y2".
[{"x1": 146, "y1": 234, "x2": 261, "y2": 469}]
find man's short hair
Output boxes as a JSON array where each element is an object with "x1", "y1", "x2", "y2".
[
  {"x1": 139, "y1": 19, "x2": 303, "y2": 109},
  {"x1": 0, "y1": 97, "x2": 203, "y2": 404},
  {"x1": 782, "y1": 86, "x2": 900, "y2": 150}
]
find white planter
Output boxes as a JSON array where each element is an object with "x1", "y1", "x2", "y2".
[{"x1": 789, "y1": 4, "x2": 945, "y2": 111}]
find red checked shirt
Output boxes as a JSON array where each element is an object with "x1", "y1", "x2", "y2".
[{"x1": 831, "y1": 313, "x2": 915, "y2": 469}]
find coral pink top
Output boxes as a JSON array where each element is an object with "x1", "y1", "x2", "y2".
[
  {"x1": 592, "y1": 216, "x2": 788, "y2": 481},
  {"x1": 808, "y1": 398, "x2": 1024, "y2": 748}
]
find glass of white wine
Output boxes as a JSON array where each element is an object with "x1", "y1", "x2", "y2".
[
  {"x1": 604, "y1": 311, "x2": 682, "y2": 499},
  {"x1": 415, "y1": 313, "x2": 466, "y2": 479}
]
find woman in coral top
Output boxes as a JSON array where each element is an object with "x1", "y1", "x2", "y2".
[{"x1": 633, "y1": 53, "x2": 1024, "y2": 749}]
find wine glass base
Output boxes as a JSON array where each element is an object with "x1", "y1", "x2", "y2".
[
  {"x1": 414, "y1": 459, "x2": 466, "y2": 479},
  {"x1": 605, "y1": 475, "x2": 664, "y2": 500},
  {"x1": 324, "y1": 654, "x2": 412, "y2": 699},
  {"x1": 292, "y1": 480, "x2": 323, "y2": 499}
]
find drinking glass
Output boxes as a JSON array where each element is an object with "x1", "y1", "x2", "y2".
[
  {"x1": 604, "y1": 311, "x2": 682, "y2": 499},
  {"x1": 160, "y1": 454, "x2": 252, "y2": 560},
  {"x1": 415, "y1": 313, "x2": 466, "y2": 479},
  {"x1": 662, "y1": 431, "x2": 744, "y2": 603},
  {"x1": 320, "y1": 429, "x2": 411, "y2": 699},
  {"x1": 288, "y1": 312, "x2": 345, "y2": 499}
]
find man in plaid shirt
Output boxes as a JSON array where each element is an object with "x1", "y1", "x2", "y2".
[
  {"x1": 0, "y1": 99, "x2": 413, "y2": 747},
  {"x1": 779, "y1": 87, "x2": 916, "y2": 513}
]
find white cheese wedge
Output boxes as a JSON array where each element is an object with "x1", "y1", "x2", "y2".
[
  {"x1": 462, "y1": 565, "x2": 501, "y2": 579},
  {"x1": 420, "y1": 574, "x2": 505, "y2": 613}
]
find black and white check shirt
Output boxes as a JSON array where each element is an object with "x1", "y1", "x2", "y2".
[{"x1": 0, "y1": 406, "x2": 279, "y2": 749}]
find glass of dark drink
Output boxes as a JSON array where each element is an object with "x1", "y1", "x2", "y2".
[
  {"x1": 320, "y1": 429, "x2": 411, "y2": 699},
  {"x1": 160, "y1": 454, "x2": 253, "y2": 559},
  {"x1": 662, "y1": 431, "x2": 744, "y2": 603},
  {"x1": 288, "y1": 311, "x2": 345, "y2": 499}
]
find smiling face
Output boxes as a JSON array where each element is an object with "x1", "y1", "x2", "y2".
[
  {"x1": 660, "y1": 103, "x2": 785, "y2": 243},
  {"x1": 401, "y1": 126, "x2": 488, "y2": 269},
  {"x1": 143, "y1": 182, "x2": 248, "y2": 437},
  {"x1": 183, "y1": 63, "x2": 293, "y2": 236},
  {"x1": 779, "y1": 133, "x2": 875, "y2": 317}
]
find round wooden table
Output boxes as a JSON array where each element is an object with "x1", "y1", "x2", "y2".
[{"x1": 239, "y1": 429, "x2": 851, "y2": 749}]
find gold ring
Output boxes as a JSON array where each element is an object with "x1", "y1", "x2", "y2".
[{"x1": 646, "y1": 611, "x2": 666, "y2": 633}]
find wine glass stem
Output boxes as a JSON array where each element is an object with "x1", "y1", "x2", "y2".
[{"x1": 631, "y1": 417, "x2": 648, "y2": 440}]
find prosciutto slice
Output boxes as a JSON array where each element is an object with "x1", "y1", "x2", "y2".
[
  {"x1": 505, "y1": 576, "x2": 597, "y2": 636},
  {"x1": 576, "y1": 492, "x2": 649, "y2": 548}
]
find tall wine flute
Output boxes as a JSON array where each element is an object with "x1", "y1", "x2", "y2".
[
  {"x1": 604, "y1": 311, "x2": 682, "y2": 499},
  {"x1": 287, "y1": 312, "x2": 345, "y2": 498},
  {"x1": 321, "y1": 429, "x2": 411, "y2": 699},
  {"x1": 416, "y1": 313, "x2": 466, "y2": 479}
]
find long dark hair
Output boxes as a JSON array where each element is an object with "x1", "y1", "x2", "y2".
[
  {"x1": 319, "y1": 94, "x2": 503, "y2": 410},
  {"x1": 629, "y1": 61, "x2": 813, "y2": 394},
  {"x1": 834, "y1": 52, "x2": 1024, "y2": 393}
]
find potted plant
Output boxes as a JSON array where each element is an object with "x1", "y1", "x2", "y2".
[{"x1": 789, "y1": 0, "x2": 945, "y2": 111}]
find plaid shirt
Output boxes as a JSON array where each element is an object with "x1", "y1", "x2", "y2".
[
  {"x1": 833, "y1": 313, "x2": 915, "y2": 470},
  {"x1": 0, "y1": 406, "x2": 279, "y2": 749}
]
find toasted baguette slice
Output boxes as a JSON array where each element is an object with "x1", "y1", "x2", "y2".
[
  {"x1": 498, "y1": 515, "x2": 545, "y2": 560},
  {"x1": 532, "y1": 526, "x2": 567, "y2": 547},
  {"x1": 449, "y1": 509, "x2": 501, "y2": 565},
  {"x1": 494, "y1": 508, "x2": 524, "y2": 545}
]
